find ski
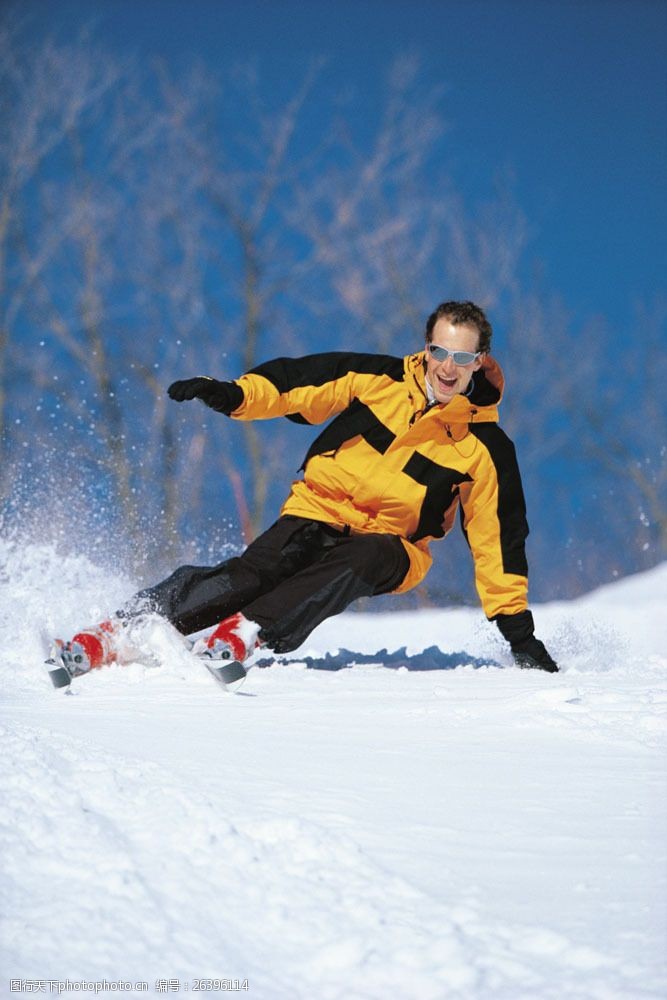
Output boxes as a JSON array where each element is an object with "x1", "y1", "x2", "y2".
[
  {"x1": 202, "y1": 658, "x2": 248, "y2": 692},
  {"x1": 45, "y1": 658, "x2": 75, "y2": 689}
]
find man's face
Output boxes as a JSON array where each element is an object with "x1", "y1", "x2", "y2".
[{"x1": 425, "y1": 318, "x2": 484, "y2": 404}]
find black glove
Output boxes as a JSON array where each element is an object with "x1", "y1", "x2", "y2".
[
  {"x1": 167, "y1": 377, "x2": 243, "y2": 415},
  {"x1": 494, "y1": 609, "x2": 558, "y2": 673}
]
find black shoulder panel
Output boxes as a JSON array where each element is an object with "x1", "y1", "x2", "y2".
[
  {"x1": 248, "y1": 352, "x2": 404, "y2": 394},
  {"x1": 467, "y1": 369, "x2": 501, "y2": 406},
  {"x1": 467, "y1": 423, "x2": 529, "y2": 576},
  {"x1": 403, "y1": 452, "x2": 472, "y2": 542},
  {"x1": 300, "y1": 399, "x2": 396, "y2": 469}
]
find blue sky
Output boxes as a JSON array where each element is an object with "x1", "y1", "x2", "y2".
[{"x1": 22, "y1": 0, "x2": 667, "y2": 333}]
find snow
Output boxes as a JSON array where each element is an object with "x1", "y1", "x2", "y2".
[{"x1": 1, "y1": 539, "x2": 666, "y2": 999}]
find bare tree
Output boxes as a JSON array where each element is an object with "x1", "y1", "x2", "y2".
[
  {"x1": 0, "y1": 20, "x2": 198, "y2": 568},
  {"x1": 0, "y1": 17, "x2": 122, "y2": 462},
  {"x1": 566, "y1": 302, "x2": 666, "y2": 562},
  {"x1": 500, "y1": 290, "x2": 666, "y2": 595},
  {"x1": 4, "y1": 17, "x2": 659, "y2": 601}
]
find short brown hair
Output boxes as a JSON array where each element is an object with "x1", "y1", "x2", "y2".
[{"x1": 425, "y1": 301, "x2": 492, "y2": 354}]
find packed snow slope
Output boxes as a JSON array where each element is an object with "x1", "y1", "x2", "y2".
[{"x1": 1, "y1": 540, "x2": 666, "y2": 1000}]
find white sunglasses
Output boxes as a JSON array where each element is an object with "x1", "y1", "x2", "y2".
[{"x1": 426, "y1": 343, "x2": 480, "y2": 366}]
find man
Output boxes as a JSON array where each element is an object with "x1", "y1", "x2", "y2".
[{"x1": 49, "y1": 300, "x2": 558, "y2": 686}]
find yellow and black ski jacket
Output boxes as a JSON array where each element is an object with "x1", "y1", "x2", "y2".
[{"x1": 231, "y1": 350, "x2": 529, "y2": 618}]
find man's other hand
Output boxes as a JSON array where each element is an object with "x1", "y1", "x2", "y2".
[{"x1": 494, "y1": 609, "x2": 559, "y2": 673}]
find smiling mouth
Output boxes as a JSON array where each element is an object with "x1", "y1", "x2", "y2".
[{"x1": 438, "y1": 375, "x2": 457, "y2": 390}]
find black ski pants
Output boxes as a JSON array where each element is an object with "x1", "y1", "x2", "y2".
[{"x1": 123, "y1": 515, "x2": 410, "y2": 653}]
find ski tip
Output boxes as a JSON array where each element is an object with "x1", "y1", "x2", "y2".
[
  {"x1": 45, "y1": 659, "x2": 73, "y2": 689},
  {"x1": 204, "y1": 659, "x2": 247, "y2": 693}
]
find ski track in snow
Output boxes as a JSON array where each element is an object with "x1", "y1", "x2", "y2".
[{"x1": 1, "y1": 540, "x2": 666, "y2": 1000}]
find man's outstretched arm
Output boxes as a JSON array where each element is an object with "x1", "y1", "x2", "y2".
[{"x1": 167, "y1": 351, "x2": 405, "y2": 425}]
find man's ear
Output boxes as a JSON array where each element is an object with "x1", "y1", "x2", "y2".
[{"x1": 473, "y1": 353, "x2": 485, "y2": 372}]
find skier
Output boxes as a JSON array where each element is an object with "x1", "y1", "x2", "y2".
[{"x1": 49, "y1": 300, "x2": 558, "y2": 686}]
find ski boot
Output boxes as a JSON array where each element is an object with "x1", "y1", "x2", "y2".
[
  {"x1": 191, "y1": 612, "x2": 261, "y2": 690},
  {"x1": 46, "y1": 619, "x2": 123, "y2": 689}
]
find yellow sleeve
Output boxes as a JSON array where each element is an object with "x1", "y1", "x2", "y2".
[
  {"x1": 230, "y1": 352, "x2": 404, "y2": 425},
  {"x1": 459, "y1": 426, "x2": 529, "y2": 618}
]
